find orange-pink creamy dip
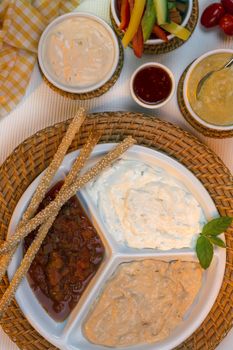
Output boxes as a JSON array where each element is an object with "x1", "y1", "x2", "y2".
[{"x1": 44, "y1": 17, "x2": 115, "y2": 87}]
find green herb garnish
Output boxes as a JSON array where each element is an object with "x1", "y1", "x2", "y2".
[{"x1": 196, "y1": 216, "x2": 232, "y2": 269}]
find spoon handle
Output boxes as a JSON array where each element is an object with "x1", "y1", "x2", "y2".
[
  {"x1": 197, "y1": 56, "x2": 233, "y2": 99},
  {"x1": 225, "y1": 57, "x2": 233, "y2": 68}
]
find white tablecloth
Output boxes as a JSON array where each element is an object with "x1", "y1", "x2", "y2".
[{"x1": 0, "y1": 0, "x2": 232, "y2": 349}]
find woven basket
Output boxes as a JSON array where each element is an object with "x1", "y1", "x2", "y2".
[
  {"x1": 111, "y1": 0, "x2": 199, "y2": 55},
  {"x1": 0, "y1": 112, "x2": 232, "y2": 350},
  {"x1": 41, "y1": 41, "x2": 124, "y2": 100},
  {"x1": 177, "y1": 65, "x2": 233, "y2": 138}
]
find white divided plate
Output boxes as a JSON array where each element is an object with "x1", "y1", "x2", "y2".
[{"x1": 7, "y1": 144, "x2": 226, "y2": 350}]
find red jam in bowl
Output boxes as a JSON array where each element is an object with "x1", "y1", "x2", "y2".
[{"x1": 133, "y1": 66, "x2": 172, "y2": 105}]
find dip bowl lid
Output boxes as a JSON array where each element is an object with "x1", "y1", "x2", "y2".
[
  {"x1": 183, "y1": 48, "x2": 233, "y2": 131},
  {"x1": 38, "y1": 12, "x2": 120, "y2": 94}
]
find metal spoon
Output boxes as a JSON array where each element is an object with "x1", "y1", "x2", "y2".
[{"x1": 196, "y1": 56, "x2": 233, "y2": 99}]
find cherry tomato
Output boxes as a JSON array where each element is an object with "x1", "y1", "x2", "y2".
[
  {"x1": 201, "y1": 3, "x2": 225, "y2": 28},
  {"x1": 219, "y1": 13, "x2": 233, "y2": 35},
  {"x1": 221, "y1": 0, "x2": 233, "y2": 15}
]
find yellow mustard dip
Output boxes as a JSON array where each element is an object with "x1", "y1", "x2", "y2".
[{"x1": 188, "y1": 53, "x2": 233, "y2": 126}]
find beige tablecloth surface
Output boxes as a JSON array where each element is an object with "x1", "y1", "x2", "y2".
[{"x1": 0, "y1": 0, "x2": 232, "y2": 349}]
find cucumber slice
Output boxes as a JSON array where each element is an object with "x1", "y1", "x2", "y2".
[
  {"x1": 161, "y1": 21, "x2": 191, "y2": 40},
  {"x1": 168, "y1": 2, "x2": 176, "y2": 10},
  {"x1": 154, "y1": 0, "x2": 169, "y2": 25},
  {"x1": 142, "y1": 0, "x2": 157, "y2": 42}
]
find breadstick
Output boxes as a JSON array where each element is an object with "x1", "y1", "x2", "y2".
[
  {"x1": 0, "y1": 216, "x2": 55, "y2": 319},
  {"x1": 0, "y1": 108, "x2": 86, "y2": 281},
  {"x1": 62, "y1": 131, "x2": 101, "y2": 189},
  {"x1": 0, "y1": 129, "x2": 99, "y2": 283},
  {"x1": 0, "y1": 131, "x2": 101, "y2": 319},
  {"x1": 0, "y1": 137, "x2": 136, "y2": 255},
  {"x1": 21, "y1": 107, "x2": 86, "y2": 224}
]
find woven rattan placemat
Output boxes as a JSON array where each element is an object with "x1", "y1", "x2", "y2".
[
  {"x1": 177, "y1": 65, "x2": 233, "y2": 138},
  {"x1": 40, "y1": 41, "x2": 124, "y2": 100},
  {"x1": 0, "y1": 112, "x2": 233, "y2": 350},
  {"x1": 111, "y1": 0, "x2": 198, "y2": 55}
]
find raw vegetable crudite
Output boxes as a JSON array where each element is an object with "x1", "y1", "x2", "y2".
[
  {"x1": 119, "y1": 0, "x2": 130, "y2": 29},
  {"x1": 154, "y1": 0, "x2": 169, "y2": 25},
  {"x1": 201, "y1": 3, "x2": 225, "y2": 28},
  {"x1": 122, "y1": 0, "x2": 146, "y2": 47},
  {"x1": 201, "y1": 0, "x2": 233, "y2": 35},
  {"x1": 161, "y1": 21, "x2": 191, "y2": 40},
  {"x1": 142, "y1": 0, "x2": 157, "y2": 41},
  {"x1": 152, "y1": 24, "x2": 169, "y2": 42},
  {"x1": 219, "y1": 13, "x2": 233, "y2": 34},
  {"x1": 221, "y1": 0, "x2": 233, "y2": 14},
  {"x1": 129, "y1": 0, "x2": 144, "y2": 58},
  {"x1": 119, "y1": 0, "x2": 191, "y2": 57}
]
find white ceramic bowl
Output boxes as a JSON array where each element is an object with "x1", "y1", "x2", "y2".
[
  {"x1": 183, "y1": 49, "x2": 233, "y2": 131},
  {"x1": 38, "y1": 12, "x2": 120, "y2": 94},
  {"x1": 110, "y1": 0, "x2": 193, "y2": 45},
  {"x1": 7, "y1": 144, "x2": 225, "y2": 350},
  {"x1": 130, "y1": 62, "x2": 175, "y2": 109}
]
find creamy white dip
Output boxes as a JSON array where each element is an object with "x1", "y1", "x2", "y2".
[
  {"x1": 43, "y1": 17, "x2": 115, "y2": 87},
  {"x1": 84, "y1": 260, "x2": 202, "y2": 347},
  {"x1": 85, "y1": 159, "x2": 205, "y2": 250}
]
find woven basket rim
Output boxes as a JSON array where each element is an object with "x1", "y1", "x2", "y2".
[
  {"x1": 0, "y1": 112, "x2": 232, "y2": 350},
  {"x1": 40, "y1": 40, "x2": 124, "y2": 100},
  {"x1": 3, "y1": 112, "x2": 232, "y2": 179},
  {"x1": 177, "y1": 66, "x2": 233, "y2": 138},
  {"x1": 110, "y1": 0, "x2": 199, "y2": 55}
]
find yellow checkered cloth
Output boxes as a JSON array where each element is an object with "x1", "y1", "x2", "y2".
[{"x1": 0, "y1": 0, "x2": 79, "y2": 118}]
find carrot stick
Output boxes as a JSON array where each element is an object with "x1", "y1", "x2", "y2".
[
  {"x1": 132, "y1": 25, "x2": 144, "y2": 58},
  {"x1": 119, "y1": 0, "x2": 130, "y2": 30},
  {"x1": 152, "y1": 24, "x2": 168, "y2": 42},
  {"x1": 129, "y1": 0, "x2": 144, "y2": 58},
  {"x1": 122, "y1": 0, "x2": 146, "y2": 48}
]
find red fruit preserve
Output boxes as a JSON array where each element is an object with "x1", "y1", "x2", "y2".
[{"x1": 133, "y1": 66, "x2": 172, "y2": 105}]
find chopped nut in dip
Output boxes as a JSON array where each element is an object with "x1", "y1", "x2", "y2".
[{"x1": 84, "y1": 259, "x2": 202, "y2": 347}]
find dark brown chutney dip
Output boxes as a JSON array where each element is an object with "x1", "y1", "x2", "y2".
[
  {"x1": 24, "y1": 181, "x2": 105, "y2": 322},
  {"x1": 133, "y1": 66, "x2": 172, "y2": 105}
]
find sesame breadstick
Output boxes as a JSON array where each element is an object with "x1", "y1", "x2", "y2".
[
  {"x1": 0, "y1": 131, "x2": 101, "y2": 319},
  {"x1": 0, "y1": 136, "x2": 136, "y2": 255},
  {"x1": 0, "y1": 129, "x2": 99, "y2": 283},
  {"x1": 61, "y1": 131, "x2": 101, "y2": 189},
  {"x1": 0, "y1": 216, "x2": 56, "y2": 319},
  {"x1": 21, "y1": 107, "x2": 86, "y2": 224},
  {"x1": 0, "y1": 108, "x2": 86, "y2": 281}
]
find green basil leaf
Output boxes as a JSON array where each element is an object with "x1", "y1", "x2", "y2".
[
  {"x1": 196, "y1": 236, "x2": 213, "y2": 269},
  {"x1": 207, "y1": 236, "x2": 226, "y2": 248},
  {"x1": 202, "y1": 217, "x2": 233, "y2": 236}
]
